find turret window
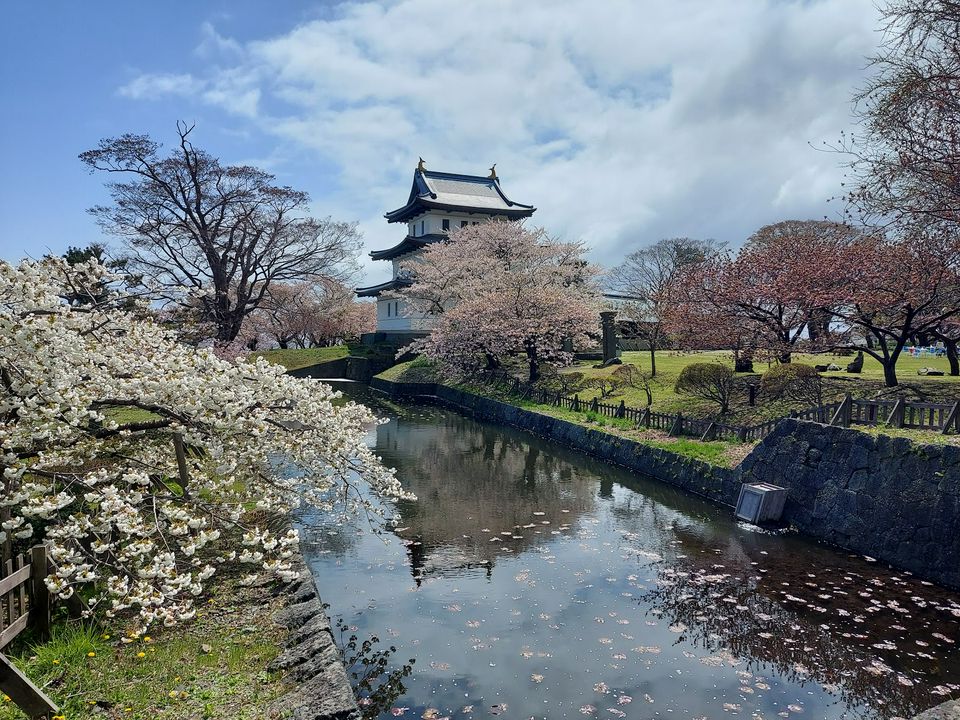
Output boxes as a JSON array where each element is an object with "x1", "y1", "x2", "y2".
[
  {"x1": 460, "y1": 220, "x2": 468, "y2": 228},
  {"x1": 442, "y1": 219, "x2": 450, "y2": 231},
  {"x1": 420, "y1": 220, "x2": 425, "y2": 235}
]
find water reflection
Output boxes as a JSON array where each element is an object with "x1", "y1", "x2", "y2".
[
  {"x1": 303, "y1": 384, "x2": 959, "y2": 719},
  {"x1": 378, "y1": 414, "x2": 596, "y2": 584}
]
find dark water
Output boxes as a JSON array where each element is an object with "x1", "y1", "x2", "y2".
[{"x1": 303, "y1": 383, "x2": 960, "y2": 719}]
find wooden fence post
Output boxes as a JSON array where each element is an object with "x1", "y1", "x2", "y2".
[
  {"x1": 172, "y1": 433, "x2": 190, "y2": 494},
  {"x1": 29, "y1": 546, "x2": 50, "y2": 642},
  {"x1": 737, "y1": 426, "x2": 748, "y2": 442},
  {"x1": 888, "y1": 397, "x2": 906, "y2": 429},
  {"x1": 669, "y1": 413, "x2": 684, "y2": 436},
  {"x1": 642, "y1": 408, "x2": 650, "y2": 429},
  {"x1": 590, "y1": 397, "x2": 599, "y2": 413},
  {"x1": 943, "y1": 401, "x2": 959, "y2": 435},
  {"x1": 0, "y1": 653, "x2": 59, "y2": 719},
  {"x1": 573, "y1": 395, "x2": 580, "y2": 412},
  {"x1": 700, "y1": 422, "x2": 716, "y2": 442},
  {"x1": 830, "y1": 394, "x2": 852, "y2": 428},
  {"x1": 616, "y1": 400, "x2": 625, "y2": 419}
]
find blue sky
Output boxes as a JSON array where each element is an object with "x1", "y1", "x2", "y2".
[{"x1": 1, "y1": 0, "x2": 881, "y2": 285}]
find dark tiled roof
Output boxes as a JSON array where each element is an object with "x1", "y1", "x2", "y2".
[
  {"x1": 354, "y1": 277, "x2": 412, "y2": 298},
  {"x1": 384, "y1": 168, "x2": 536, "y2": 223},
  {"x1": 369, "y1": 234, "x2": 446, "y2": 261}
]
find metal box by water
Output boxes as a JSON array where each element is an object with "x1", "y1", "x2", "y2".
[{"x1": 735, "y1": 483, "x2": 787, "y2": 524}]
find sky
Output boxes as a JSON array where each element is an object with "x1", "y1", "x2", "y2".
[{"x1": 0, "y1": 0, "x2": 882, "y2": 286}]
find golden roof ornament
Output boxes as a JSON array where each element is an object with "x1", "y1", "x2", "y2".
[
  {"x1": 488, "y1": 163, "x2": 498, "y2": 180},
  {"x1": 417, "y1": 157, "x2": 426, "y2": 173}
]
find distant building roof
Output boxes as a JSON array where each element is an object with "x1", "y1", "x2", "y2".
[
  {"x1": 384, "y1": 166, "x2": 536, "y2": 224},
  {"x1": 354, "y1": 277, "x2": 412, "y2": 298},
  {"x1": 369, "y1": 233, "x2": 446, "y2": 261}
]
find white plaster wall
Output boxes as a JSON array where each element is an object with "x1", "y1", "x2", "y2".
[{"x1": 407, "y1": 211, "x2": 507, "y2": 237}]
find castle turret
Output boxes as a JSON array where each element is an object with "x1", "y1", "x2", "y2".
[{"x1": 356, "y1": 161, "x2": 536, "y2": 340}]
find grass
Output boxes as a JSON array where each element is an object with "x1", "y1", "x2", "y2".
[
  {"x1": 375, "y1": 352, "x2": 960, "y2": 461},
  {"x1": 375, "y1": 361, "x2": 749, "y2": 467},
  {"x1": 564, "y1": 350, "x2": 960, "y2": 426},
  {"x1": 0, "y1": 570, "x2": 291, "y2": 720},
  {"x1": 251, "y1": 344, "x2": 349, "y2": 371}
]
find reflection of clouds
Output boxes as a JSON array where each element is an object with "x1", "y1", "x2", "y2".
[
  {"x1": 376, "y1": 412, "x2": 597, "y2": 580},
  {"x1": 306, "y1": 387, "x2": 960, "y2": 719}
]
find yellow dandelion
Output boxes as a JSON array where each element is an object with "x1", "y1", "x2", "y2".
[
  {"x1": 87, "y1": 651, "x2": 96, "y2": 658},
  {"x1": 51, "y1": 659, "x2": 60, "y2": 665},
  {"x1": 137, "y1": 652, "x2": 146, "y2": 659},
  {"x1": 102, "y1": 633, "x2": 111, "y2": 640},
  {"x1": 168, "y1": 691, "x2": 178, "y2": 698},
  {"x1": 143, "y1": 636, "x2": 152, "y2": 643}
]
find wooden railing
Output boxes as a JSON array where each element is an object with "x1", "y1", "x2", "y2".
[
  {"x1": 0, "y1": 545, "x2": 58, "y2": 718},
  {"x1": 477, "y1": 371, "x2": 960, "y2": 442}
]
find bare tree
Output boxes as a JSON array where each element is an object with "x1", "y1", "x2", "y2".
[
  {"x1": 609, "y1": 237, "x2": 723, "y2": 377},
  {"x1": 842, "y1": 0, "x2": 960, "y2": 238},
  {"x1": 80, "y1": 122, "x2": 362, "y2": 342}
]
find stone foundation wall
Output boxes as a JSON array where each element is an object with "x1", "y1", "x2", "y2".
[
  {"x1": 370, "y1": 379, "x2": 740, "y2": 507},
  {"x1": 739, "y1": 419, "x2": 960, "y2": 589},
  {"x1": 371, "y1": 378, "x2": 960, "y2": 589},
  {"x1": 269, "y1": 556, "x2": 360, "y2": 720}
]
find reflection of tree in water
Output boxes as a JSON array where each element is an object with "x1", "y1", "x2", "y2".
[
  {"x1": 377, "y1": 413, "x2": 597, "y2": 583},
  {"x1": 636, "y1": 521, "x2": 960, "y2": 719}
]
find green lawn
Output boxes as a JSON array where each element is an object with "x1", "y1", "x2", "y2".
[
  {"x1": 0, "y1": 570, "x2": 289, "y2": 720},
  {"x1": 250, "y1": 344, "x2": 349, "y2": 371},
  {"x1": 376, "y1": 351, "x2": 960, "y2": 450},
  {"x1": 563, "y1": 350, "x2": 959, "y2": 425}
]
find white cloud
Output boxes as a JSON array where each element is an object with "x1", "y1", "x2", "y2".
[
  {"x1": 118, "y1": 0, "x2": 881, "y2": 285},
  {"x1": 118, "y1": 73, "x2": 205, "y2": 100}
]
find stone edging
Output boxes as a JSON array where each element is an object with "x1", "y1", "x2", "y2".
[
  {"x1": 268, "y1": 554, "x2": 360, "y2": 720},
  {"x1": 912, "y1": 700, "x2": 960, "y2": 719},
  {"x1": 370, "y1": 376, "x2": 960, "y2": 590}
]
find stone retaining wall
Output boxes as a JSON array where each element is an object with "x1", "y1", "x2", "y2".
[
  {"x1": 290, "y1": 356, "x2": 395, "y2": 382},
  {"x1": 269, "y1": 556, "x2": 360, "y2": 720},
  {"x1": 370, "y1": 379, "x2": 740, "y2": 507},
  {"x1": 913, "y1": 700, "x2": 960, "y2": 719},
  {"x1": 371, "y1": 377, "x2": 960, "y2": 589},
  {"x1": 740, "y1": 419, "x2": 960, "y2": 589}
]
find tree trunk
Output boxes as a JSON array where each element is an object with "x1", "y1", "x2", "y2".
[
  {"x1": 649, "y1": 345, "x2": 657, "y2": 378},
  {"x1": 526, "y1": 344, "x2": 540, "y2": 384},
  {"x1": 278, "y1": 339, "x2": 289, "y2": 349},
  {"x1": 778, "y1": 351, "x2": 792, "y2": 364},
  {"x1": 882, "y1": 359, "x2": 899, "y2": 387},
  {"x1": 947, "y1": 339, "x2": 959, "y2": 376}
]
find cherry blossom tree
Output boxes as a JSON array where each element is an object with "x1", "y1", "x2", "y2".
[
  {"x1": 248, "y1": 280, "x2": 373, "y2": 349},
  {"x1": 397, "y1": 222, "x2": 600, "y2": 382},
  {"x1": 81, "y1": 122, "x2": 362, "y2": 342},
  {"x1": 666, "y1": 221, "x2": 857, "y2": 363},
  {"x1": 1, "y1": 257, "x2": 407, "y2": 629},
  {"x1": 829, "y1": 232, "x2": 960, "y2": 386}
]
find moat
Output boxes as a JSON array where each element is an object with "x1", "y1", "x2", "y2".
[{"x1": 302, "y1": 384, "x2": 960, "y2": 719}]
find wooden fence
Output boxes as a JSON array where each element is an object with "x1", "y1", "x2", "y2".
[
  {"x1": 0, "y1": 545, "x2": 58, "y2": 718},
  {"x1": 479, "y1": 372, "x2": 960, "y2": 442}
]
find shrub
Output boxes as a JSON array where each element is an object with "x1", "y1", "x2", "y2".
[
  {"x1": 674, "y1": 363, "x2": 735, "y2": 413},
  {"x1": 587, "y1": 375, "x2": 624, "y2": 398},
  {"x1": 611, "y1": 364, "x2": 653, "y2": 406},
  {"x1": 761, "y1": 363, "x2": 823, "y2": 407}
]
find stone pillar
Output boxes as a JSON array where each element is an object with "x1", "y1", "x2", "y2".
[{"x1": 600, "y1": 311, "x2": 620, "y2": 364}]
